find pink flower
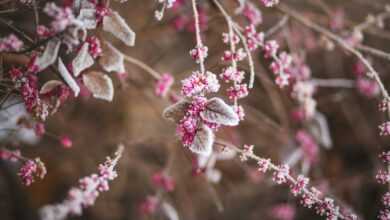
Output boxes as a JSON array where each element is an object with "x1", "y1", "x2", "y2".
[
  {"x1": 227, "y1": 84, "x2": 249, "y2": 100},
  {"x1": 0, "y1": 149, "x2": 21, "y2": 162},
  {"x1": 43, "y1": 3, "x2": 75, "y2": 33},
  {"x1": 270, "y1": 204, "x2": 296, "y2": 220},
  {"x1": 181, "y1": 71, "x2": 220, "y2": 97},
  {"x1": 272, "y1": 164, "x2": 290, "y2": 184},
  {"x1": 243, "y1": 3, "x2": 262, "y2": 26},
  {"x1": 380, "y1": 151, "x2": 390, "y2": 164},
  {"x1": 379, "y1": 121, "x2": 390, "y2": 136},
  {"x1": 379, "y1": 99, "x2": 390, "y2": 112},
  {"x1": 18, "y1": 159, "x2": 46, "y2": 186},
  {"x1": 86, "y1": 36, "x2": 102, "y2": 58},
  {"x1": 35, "y1": 123, "x2": 46, "y2": 136},
  {"x1": 376, "y1": 170, "x2": 390, "y2": 184},
  {"x1": 139, "y1": 196, "x2": 159, "y2": 215},
  {"x1": 220, "y1": 66, "x2": 245, "y2": 83},
  {"x1": 356, "y1": 77, "x2": 380, "y2": 98},
  {"x1": 257, "y1": 158, "x2": 271, "y2": 173},
  {"x1": 189, "y1": 46, "x2": 208, "y2": 63},
  {"x1": 155, "y1": 73, "x2": 174, "y2": 97},
  {"x1": 151, "y1": 171, "x2": 175, "y2": 192},
  {"x1": 0, "y1": 34, "x2": 23, "y2": 52},
  {"x1": 261, "y1": 0, "x2": 279, "y2": 7},
  {"x1": 60, "y1": 135, "x2": 73, "y2": 148},
  {"x1": 290, "y1": 175, "x2": 309, "y2": 196},
  {"x1": 378, "y1": 210, "x2": 390, "y2": 220},
  {"x1": 264, "y1": 40, "x2": 279, "y2": 58},
  {"x1": 383, "y1": 192, "x2": 390, "y2": 207}
]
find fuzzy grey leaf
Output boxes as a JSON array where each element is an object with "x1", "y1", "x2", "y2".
[
  {"x1": 72, "y1": 43, "x2": 94, "y2": 77},
  {"x1": 103, "y1": 11, "x2": 135, "y2": 46},
  {"x1": 99, "y1": 42, "x2": 125, "y2": 73},
  {"x1": 77, "y1": 8, "x2": 97, "y2": 29},
  {"x1": 189, "y1": 124, "x2": 214, "y2": 156},
  {"x1": 40, "y1": 80, "x2": 63, "y2": 94},
  {"x1": 35, "y1": 39, "x2": 61, "y2": 71},
  {"x1": 83, "y1": 71, "x2": 114, "y2": 101},
  {"x1": 162, "y1": 99, "x2": 190, "y2": 122},
  {"x1": 58, "y1": 58, "x2": 80, "y2": 97},
  {"x1": 200, "y1": 97, "x2": 239, "y2": 126}
]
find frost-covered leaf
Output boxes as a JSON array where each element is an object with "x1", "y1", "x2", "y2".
[
  {"x1": 190, "y1": 124, "x2": 214, "y2": 156},
  {"x1": 309, "y1": 111, "x2": 333, "y2": 149},
  {"x1": 103, "y1": 11, "x2": 135, "y2": 46},
  {"x1": 161, "y1": 202, "x2": 179, "y2": 220},
  {"x1": 77, "y1": 8, "x2": 97, "y2": 29},
  {"x1": 40, "y1": 80, "x2": 64, "y2": 94},
  {"x1": 99, "y1": 42, "x2": 125, "y2": 73},
  {"x1": 35, "y1": 39, "x2": 61, "y2": 71},
  {"x1": 162, "y1": 99, "x2": 190, "y2": 122},
  {"x1": 72, "y1": 43, "x2": 94, "y2": 77},
  {"x1": 200, "y1": 97, "x2": 239, "y2": 126},
  {"x1": 82, "y1": 71, "x2": 114, "y2": 101},
  {"x1": 58, "y1": 58, "x2": 80, "y2": 97}
]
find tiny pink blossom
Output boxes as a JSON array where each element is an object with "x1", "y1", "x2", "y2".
[
  {"x1": 189, "y1": 46, "x2": 208, "y2": 63},
  {"x1": 272, "y1": 164, "x2": 290, "y2": 184},
  {"x1": 376, "y1": 170, "x2": 390, "y2": 184},
  {"x1": 60, "y1": 135, "x2": 73, "y2": 148},
  {"x1": 380, "y1": 151, "x2": 390, "y2": 164},
  {"x1": 264, "y1": 40, "x2": 279, "y2": 58},
  {"x1": 379, "y1": 121, "x2": 390, "y2": 136},
  {"x1": 139, "y1": 196, "x2": 159, "y2": 215},
  {"x1": 0, "y1": 149, "x2": 21, "y2": 162},
  {"x1": 220, "y1": 66, "x2": 245, "y2": 83},
  {"x1": 257, "y1": 158, "x2": 271, "y2": 173},
  {"x1": 261, "y1": 0, "x2": 280, "y2": 7},
  {"x1": 181, "y1": 71, "x2": 220, "y2": 97},
  {"x1": 0, "y1": 34, "x2": 23, "y2": 52},
  {"x1": 290, "y1": 175, "x2": 309, "y2": 196},
  {"x1": 86, "y1": 36, "x2": 102, "y2": 58},
  {"x1": 270, "y1": 204, "x2": 296, "y2": 220},
  {"x1": 356, "y1": 77, "x2": 380, "y2": 98},
  {"x1": 155, "y1": 73, "x2": 174, "y2": 97},
  {"x1": 35, "y1": 123, "x2": 46, "y2": 137},
  {"x1": 151, "y1": 171, "x2": 175, "y2": 192},
  {"x1": 227, "y1": 84, "x2": 249, "y2": 100},
  {"x1": 243, "y1": 3, "x2": 262, "y2": 26}
]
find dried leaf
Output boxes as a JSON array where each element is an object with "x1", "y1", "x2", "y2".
[
  {"x1": 99, "y1": 42, "x2": 125, "y2": 73},
  {"x1": 77, "y1": 8, "x2": 97, "y2": 29},
  {"x1": 72, "y1": 43, "x2": 94, "y2": 77},
  {"x1": 58, "y1": 58, "x2": 80, "y2": 97},
  {"x1": 35, "y1": 39, "x2": 61, "y2": 71},
  {"x1": 190, "y1": 124, "x2": 214, "y2": 156},
  {"x1": 103, "y1": 11, "x2": 136, "y2": 46},
  {"x1": 40, "y1": 80, "x2": 63, "y2": 94},
  {"x1": 82, "y1": 71, "x2": 114, "y2": 101},
  {"x1": 200, "y1": 97, "x2": 239, "y2": 126},
  {"x1": 162, "y1": 99, "x2": 190, "y2": 122}
]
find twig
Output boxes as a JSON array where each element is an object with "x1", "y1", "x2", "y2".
[
  {"x1": 123, "y1": 54, "x2": 161, "y2": 80},
  {"x1": 276, "y1": 3, "x2": 390, "y2": 100},
  {"x1": 191, "y1": 0, "x2": 206, "y2": 74}
]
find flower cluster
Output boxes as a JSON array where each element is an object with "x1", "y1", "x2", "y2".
[
  {"x1": 43, "y1": 2, "x2": 76, "y2": 33},
  {"x1": 353, "y1": 61, "x2": 379, "y2": 98},
  {"x1": 9, "y1": 67, "x2": 40, "y2": 113},
  {"x1": 0, "y1": 34, "x2": 23, "y2": 52},
  {"x1": 181, "y1": 71, "x2": 220, "y2": 97},
  {"x1": 39, "y1": 146, "x2": 123, "y2": 220},
  {"x1": 19, "y1": 158, "x2": 47, "y2": 186},
  {"x1": 190, "y1": 46, "x2": 208, "y2": 64},
  {"x1": 377, "y1": 151, "x2": 390, "y2": 220}
]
